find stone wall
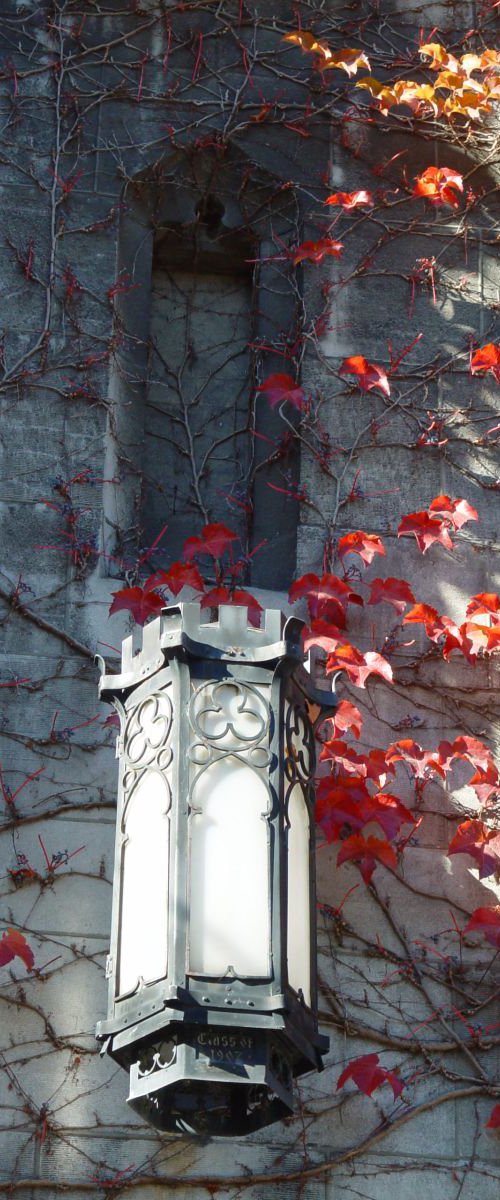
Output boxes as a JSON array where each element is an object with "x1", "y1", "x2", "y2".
[{"x1": 0, "y1": 2, "x2": 499, "y2": 1197}]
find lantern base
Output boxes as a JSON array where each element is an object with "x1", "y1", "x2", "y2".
[
  {"x1": 98, "y1": 1000, "x2": 329, "y2": 1136},
  {"x1": 125, "y1": 1024, "x2": 309, "y2": 1135},
  {"x1": 129, "y1": 1078, "x2": 289, "y2": 1137}
]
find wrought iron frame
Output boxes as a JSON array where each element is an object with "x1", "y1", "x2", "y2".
[{"x1": 96, "y1": 603, "x2": 336, "y2": 1135}]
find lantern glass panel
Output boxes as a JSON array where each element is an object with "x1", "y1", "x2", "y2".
[
  {"x1": 188, "y1": 680, "x2": 272, "y2": 978},
  {"x1": 118, "y1": 769, "x2": 171, "y2": 996},
  {"x1": 286, "y1": 781, "x2": 311, "y2": 1005}
]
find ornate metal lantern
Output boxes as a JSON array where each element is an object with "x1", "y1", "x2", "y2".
[{"x1": 96, "y1": 603, "x2": 336, "y2": 1136}]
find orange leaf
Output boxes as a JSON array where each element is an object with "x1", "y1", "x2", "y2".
[
  {"x1": 292, "y1": 237, "x2": 343, "y2": 265},
  {"x1": 322, "y1": 48, "x2": 371, "y2": 77},
  {"x1": 403, "y1": 603, "x2": 448, "y2": 641},
  {"x1": 419, "y1": 43, "x2": 459, "y2": 71},
  {"x1": 324, "y1": 190, "x2": 374, "y2": 209},
  {"x1": 466, "y1": 593, "x2": 500, "y2": 619},
  {"x1": 413, "y1": 166, "x2": 463, "y2": 208},
  {"x1": 461, "y1": 621, "x2": 500, "y2": 659},
  {"x1": 282, "y1": 30, "x2": 332, "y2": 62},
  {"x1": 339, "y1": 355, "x2": 390, "y2": 397},
  {"x1": 393, "y1": 81, "x2": 440, "y2": 115},
  {"x1": 470, "y1": 343, "x2": 500, "y2": 382}
]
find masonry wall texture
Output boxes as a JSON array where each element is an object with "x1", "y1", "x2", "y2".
[{"x1": 0, "y1": 1, "x2": 500, "y2": 1197}]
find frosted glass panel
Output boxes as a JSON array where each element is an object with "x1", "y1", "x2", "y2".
[
  {"x1": 287, "y1": 783, "x2": 311, "y2": 1006},
  {"x1": 188, "y1": 757, "x2": 271, "y2": 977},
  {"x1": 118, "y1": 770, "x2": 170, "y2": 996}
]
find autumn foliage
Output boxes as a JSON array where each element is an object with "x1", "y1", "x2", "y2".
[{"x1": 3, "y1": 6, "x2": 500, "y2": 1171}]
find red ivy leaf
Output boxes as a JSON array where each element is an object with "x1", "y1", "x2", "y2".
[
  {"x1": 289, "y1": 572, "x2": 363, "y2": 624},
  {"x1": 428, "y1": 494, "x2": 478, "y2": 530},
  {"x1": 339, "y1": 355, "x2": 390, "y2": 397},
  {"x1": 463, "y1": 906, "x2": 500, "y2": 949},
  {"x1": 304, "y1": 619, "x2": 342, "y2": 655},
  {"x1": 385, "y1": 739, "x2": 445, "y2": 779},
  {"x1": 366, "y1": 792, "x2": 416, "y2": 841},
  {"x1": 102, "y1": 713, "x2": 120, "y2": 730},
  {"x1": 337, "y1": 531, "x2": 386, "y2": 565},
  {"x1": 109, "y1": 586, "x2": 164, "y2": 626},
  {"x1": 316, "y1": 775, "x2": 371, "y2": 842},
  {"x1": 368, "y1": 577, "x2": 415, "y2": 614},
  {"x1": 145, "y1": 562, "x2": 205, "y2": 596},
  {"x1": 403, "y1": 605, "x2": 471, "y2": 660},
  {"x1": 337, "y1": 833, "x2": 397, "y2": 883},
  {"x1": 319, "y1": 738, "x2": 390, "y2": 786},
  {"x1": 486, "y1": 1104, "x2": 500, "y2": 1130},
  {"x1": 0, "y1": 928, "x2": 34, "y2": 970},
  {"x1": 337, "y1": 1053, "x2": 403, "y2": 1099},
  {"x1": 292, "y1": 237, "x2": 343, "y2": 265},
  {"x1": 470, "y1": 343, "x2": 500, "y2": 383},
  {"x1": 398, "y1": 511, "x2": 454, "y2": 553},
  {"x1": 448, "y1": 819, "x2": 500, "y2": 879},
  {"x1": 468, "y1": 762, "x2": 500, "y2": 806},
  {"x1": 325, "y1": 189, "x2": 374, "y2": 209},
  {"x1": 200, "y1": 586, "x2": 263, "y2": 627},
  {"x1": 331, "y1": 699, "x2": 363, "y2": 738},
  {"x1": 326, "y1": 643, "x2": 393, "y2": 688},
  {"x1": 255, "y1": 372, "x2": 306, "y2": 409},
  {"x1": 403, "y1": 603, "x2": 449, "y2": 641},
  {"x1": 317, "y1": 779, "x2": 413, "y2": 842},
  {"x1": 183, "y1": 523, "x2": 239, "y2": 561},
  {"x1": 436, "y1": 735, "x2": 495, "y2": 775},
  {"x1": 413, "y1": 166, "x2": 464, "y2": 208}
]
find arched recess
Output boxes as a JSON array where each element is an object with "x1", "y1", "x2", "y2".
[{"x1": 103, "y1": 146, "x2": 306, "y2": 590}]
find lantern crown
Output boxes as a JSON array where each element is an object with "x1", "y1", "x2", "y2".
[{"x1": 98, "y1": 603, "x2": 307, "y2": 701}]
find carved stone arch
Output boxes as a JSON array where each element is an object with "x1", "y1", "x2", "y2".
[{"x1": 103, "y1": 146, "x2": 306, "y2": 589}]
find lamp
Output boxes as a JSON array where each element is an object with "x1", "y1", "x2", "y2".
[{"x1": 96, "y1": 603, "x2": 336, "y2": 1136}]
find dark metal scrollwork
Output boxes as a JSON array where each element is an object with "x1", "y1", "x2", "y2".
[
  {"x1": 285, "y1": 703, "x2": 315, "y2": 786},
  {"x1": 137, "y1": 1039, "x2": 177, "y2": 1078}
]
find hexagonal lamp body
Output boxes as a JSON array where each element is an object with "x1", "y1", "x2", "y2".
[{"x1": 96, "y1": 603, "x2": 336, "y2": 1136}]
